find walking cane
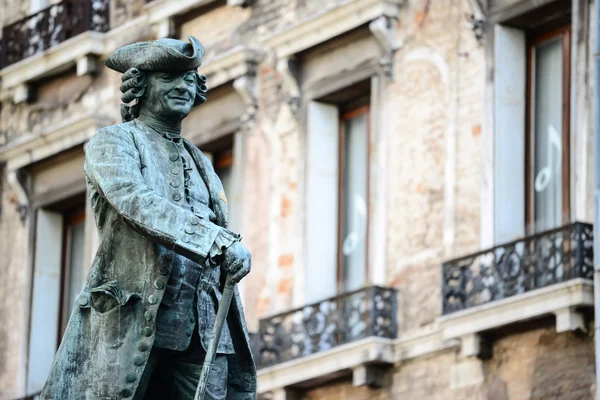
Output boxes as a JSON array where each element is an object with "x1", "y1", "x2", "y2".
[{"x1": 194, "y1": 273, "x2": 236, "y2": 400}]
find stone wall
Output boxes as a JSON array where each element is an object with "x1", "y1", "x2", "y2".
[{"x1": 300, "y1": 325, "x2": 595, "y2": 399}]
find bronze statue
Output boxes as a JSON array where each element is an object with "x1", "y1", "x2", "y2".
[{"x1": 40, "y1": 36, "x2": 256, "y2": 400}]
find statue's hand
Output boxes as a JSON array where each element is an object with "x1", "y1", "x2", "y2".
[{"x1": 221, "y1": 241, "x2": 251, "y2": 283}]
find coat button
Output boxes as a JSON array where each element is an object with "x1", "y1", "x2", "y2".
[
  {"x1": 190, "y1": 215, "x2": 201, "y2": 225},
  {"x1": 170, "y1": 181, "x2": 181, "y2": 189},
  {"x1": 144, "y1": 311, "x2": 152, "y2": 321},
  {"x1": 172, "y1": 193, "x2": 181, "y2": 202},
  {"x1": 154, "y1": 280, "x2": 165, "y2": 290},
  {"x1": 189, "y1": 317, "x2": 195, "y2": 323},
  {"x1": 77, "y1": 295, "x2": 89, "y2": 307},
  {"x1": 169, "y1": 152, "x2": 179, "y2": 161},
  {"x1": 185, "y1": 330, "x2": 192, "y2": 337},
  {"x1": 165, "y1": 253, "x2": 173, "y2": 261},
  {"x1": 138, "y1": 342, "x2": 149, "y2": 352},
  {"x1": 121, "y1": 388, "x2": 132, "y2": 398},
  {"x1": 158, "y1": 267, "x2": 169, "y2": 275},
  {"x1": 185, "y1": 226, "x2": 194, "y2": 234},
  {"x1": 125, "y1": 373, "x2": 137, "y2": 383},
  {"x1": 148, "y1": 295, "x2": 157, "y2": 305},
  {"x1": 134, "y1": 356, "x2": 145, "y2": 366},
  {"x1": 143, "y1": 327, "x2": 153, "y2": 337},
  {"x1": 171, "y1": 167, "x2": 180, "y2": 175}
]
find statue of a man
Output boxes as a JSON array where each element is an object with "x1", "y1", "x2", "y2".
[{"x1": 40, "y1": 36, "x2": 256, "y2": 400}]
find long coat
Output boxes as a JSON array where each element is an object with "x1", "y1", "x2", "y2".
[{"x1": 40, "y1": 120, "x2": 257, "y2": 399}]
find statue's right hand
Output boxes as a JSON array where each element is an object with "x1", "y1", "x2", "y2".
[{"x1": 221, "y1": 242, "x2": 251, "y2": 283}]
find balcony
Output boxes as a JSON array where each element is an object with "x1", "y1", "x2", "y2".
[
  {"x1": 257, "y1": 286, "x2": 397, "y2": 368},
  {"x1": 440, "y1": 222, "x2": 594, "y2": 357},
  {"x1": 256, "y1": 286, "x2": 397, "y2": 395},
  {"x1": 0, "y1": 0, "x2": 110, "y2": 69}
]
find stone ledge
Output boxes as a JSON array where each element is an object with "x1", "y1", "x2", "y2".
[
  {"x1": 144, "y1": 0, "x2": 220, "y2": 24},
  {"x1": 0, "y1": 113, "x2": 114, "y2": 171},
  {"x1": 264, "y1": 0, "x2": 404, "y2": 59},
  {"x1": 0, "y1": 17, "x2": 150, "y2": 93},
  {"x1": 257, "y1": 337, "x2": 395, "y2": 394},
  {"x1": 144, "y1": 0, "x2": 246, "y2": 24},
  {"x1": 257, "y1": 327, "x2": 459, "y2": 396},
  {"x1": 439, "y1": 279, "x2": 593, "y2": 355},
  {"x1": 200, "y1": 45, "x2": 263, "y2": 89}
]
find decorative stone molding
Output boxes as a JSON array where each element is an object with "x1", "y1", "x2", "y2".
[
  {"x1": 145, "y1": 0, "x2": 249, "y2": 38},
  {"x1": 76, "y1": 55, "x2": 101, "y2": 77},
  {"x1": 257, "y1": 337, "x2": 395, "y2": 395},
  {"x1": 554, "y1": 306, "x2": 586, "y2": 333},
  {"x1": 257, "y1": 326, "x2": 459, "y2": 396},
  {"x1": 233, "y1": 73, "x2": 258, "y2": 134},
  {"x1": 201, "y1": 46, "x2": 263, "y2": 90},
  {"x1": 275, "y1": 57, "x2": 300, "y2": 117},
  {"x1": 0, "y1": 114, "x2": 113, "y2": 172},
  {"x1": 12, "y1": 84, "x2": 34, "y2": 104},
  {"x1": 7, "y1": 170, "x2": 29, "y2": 223},
  {"x1": 198, "y1": 46, "x2": 263, "y2": 135},
  {"x1": 369, "y1": 15, "x2": 401, "y2": 80},
  {"x1": 264, "y1": 0, "x2": 405, "y2": 60},
  {"x1": 0, "y1": 17, "x2": 150, "y2": 95},
  {"x1": 352, "y1": 364, "x2": 387, "y2": 388},
  {"x1": 466, "y1": 0, "x2": 486, "y2": 45},
  {"x1": 439, "y1": 279, "x2": 593, "y2": 345}
]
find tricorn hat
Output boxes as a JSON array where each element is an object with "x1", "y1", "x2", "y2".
[{"x1": 105, "y1": 35, "x2": 205, "y2": 73}]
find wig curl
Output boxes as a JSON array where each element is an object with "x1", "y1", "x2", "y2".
[{"x1": 119, "y1": 67, "x2": 209, "y2": 122}]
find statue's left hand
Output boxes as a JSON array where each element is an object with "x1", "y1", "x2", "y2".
[{"x1": 221, "y1": 241, "x2": 251, "y2": 283}]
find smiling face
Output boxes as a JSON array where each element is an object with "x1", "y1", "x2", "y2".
[{"x1": 141, "y1": 70, "x2": 198, "y2": 122}]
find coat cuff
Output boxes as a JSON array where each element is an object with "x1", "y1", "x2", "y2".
[{"x1": 209, "y1": 228, "x2": 241, "y2": 266}]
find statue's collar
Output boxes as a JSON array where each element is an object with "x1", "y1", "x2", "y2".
[{"x1": 135, "y1": 118, "x2": 183, "y2": 144}]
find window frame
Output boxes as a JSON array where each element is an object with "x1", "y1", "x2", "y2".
[
  {"x1": 58, "y1": 206, "x2": 86, "y2": 339},
  {"x1": 525, "y1": 24, "x2": 571, "y2": 234},
  {"x1": 337, "y1": 104, "x2": 371, "y2": 294}
]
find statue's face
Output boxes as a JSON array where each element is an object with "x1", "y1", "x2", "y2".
[{"x1": 142, "y1": 70, "x2": 197, "y2": 121}]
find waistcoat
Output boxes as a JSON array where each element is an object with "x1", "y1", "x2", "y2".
[{"x1": 152, "y1": 131, "x2": 234, "y2": 354}]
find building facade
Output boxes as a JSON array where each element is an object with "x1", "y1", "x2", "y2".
[{"x1": 0, "y1": 0, "x2": 596, "y2": 399}]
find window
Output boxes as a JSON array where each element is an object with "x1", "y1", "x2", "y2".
[
  {"x1": 339, "y1": 106, "x2": 370, "y2": 293},
  {"x1": 201, "y1": 134, "x2": 237, "y2": 228},
  {"x1": 305, "y1": 84, "x2": 372, "y2": 302},
  {"x1": 59, "y1": 207, "x2": 86, "y2": 335},
  {"x1": 28, "y1": 199, "x2": 86, "y2": 393},
  {"x1": 213, "y1": 148, "x2": 234, "y2": 204},
  {"x1": 526, "y1": 26, "x2": 571, "y2": 234}
]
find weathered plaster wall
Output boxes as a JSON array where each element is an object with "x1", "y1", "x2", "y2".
[
  {"x1": 0, "y1": 173, "x2": 28, "y2": 397},
  {"x1": 386, "y1": 0, "x2": 484, "y2": 332}
]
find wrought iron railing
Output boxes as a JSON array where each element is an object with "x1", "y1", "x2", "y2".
[
  {"x1": 0, "y1": 0, "x2": 110, "y2": 69},
  {"x1": 256, "y1": 286, "x2": 397, "y2": 369},
  {"x1": 442, "y1": 222, "x2": 593, "y2": 315}
]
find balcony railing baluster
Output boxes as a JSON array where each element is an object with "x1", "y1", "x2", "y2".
[
  {"x1": 442, "y1": 222, "x2": 594, "y2": 315},
  {"x1": 0, "y1": 0, "x2": 110, "y2": 69},
  {"x1": 256, "y1": 286, "x2": 397, "y2": 369}
]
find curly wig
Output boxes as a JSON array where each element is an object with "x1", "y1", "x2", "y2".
[{"x1": 119, "y1": 67, "x2": 209, "y2": 122}]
